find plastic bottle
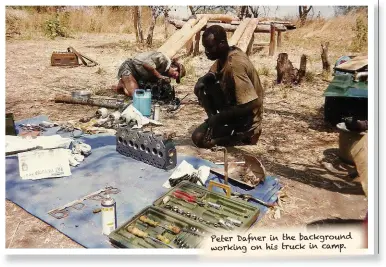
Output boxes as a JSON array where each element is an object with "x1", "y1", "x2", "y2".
[{"x1": 133, "y1": 89, "x2": 152, "y2": 117}]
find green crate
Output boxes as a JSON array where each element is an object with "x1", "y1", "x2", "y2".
[{"x1": 108, "y1": 181, "x2": 261, "y2": 249}]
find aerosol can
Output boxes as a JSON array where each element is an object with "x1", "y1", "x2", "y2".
[
  {"x1": 153, "y1": 103, "x2": 160, "y2": 121},
  {"x1": 101, "y1": 195, "x2": 117, "y2": 235}
]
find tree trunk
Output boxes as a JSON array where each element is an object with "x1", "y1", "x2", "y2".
[
  {"x1": 276, "y1": 53, "x2": 299, "y2": 85},
  {"x1": 134, "y1": 6, "x2": 144, "y2": 43},
  {"x1": 269, "y1": 24, "x2": 276, "y2": 56},
  {"x1": 193, "y1": 31, "x2": 201, "y2": 56},
  {"x1": 321, "y1": 41, "x2": 331, "y2": 73},
  {"x1": 163, "y1": 8, "x2": 169, "y2": 39},
  {"x1": 239, "y1": 6, "x2": 248, "y2": 19},
  {"x1": 188, "y1": 6, "x2": 196, "y2": 15},
  {"x1": 298, "y1": 54, "x2": 307, "y2": 83},
  {"x1": 146, "y1": 9, "x2": 157, "y2": 46},
  {"x1": 277, "y1": 31, "x2": 282, "y2": 47},
  {"x1": 299, "y1": 6, "x2": 312, "y2": 26},
  {"x1": 133, "y1": 7, "x2": 139, "y2": 42}
]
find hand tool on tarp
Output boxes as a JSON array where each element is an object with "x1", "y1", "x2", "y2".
[{"x1": 126, "y1": 226, "x2": 174, "y2": 249}]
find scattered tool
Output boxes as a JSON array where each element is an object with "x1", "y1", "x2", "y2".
[
  {"x1": 167, "y1": 93, "x2": 189, "y2": 112},
  {"x1": 93, "y1": 208, "x2": 102, "y2": 214},
  {"x1": 126, "y1": 226, "x2": 174, "y2": 249},
  {"x1": 207, "y1": 201, "x2": 221, "y2": 210},
  {"x1": 139, "y1": 215, "x2": 181, "y2": 234},
  {"x1": 173, "y1": 190, "x2": 197, "y2": 203},
  {"x1": 79, "y1": 107, "x2": 109, "y2": 123},
  {"x1": 231, "y1": 192, "x2": 276, "y2": 208},
  {"x1": 181, "y1": 227, "x2": 205, "y2": 237},
  {"x1": 19, "y1": 124, "x2": 46, "y2": 133}
]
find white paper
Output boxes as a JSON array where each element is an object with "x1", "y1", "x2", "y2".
[
  {"x1": 163, "y1": 160, "x2": 210, "y2": 188},
  {"x1": 120, "y1": 104, "x2": 162, "y2": 128},
  {"x1": 6, "y1": 135, "x2": 72, "y2": 155},
  {"x1": 18, "y1": 148, "x2": 72, "y2": 180}
]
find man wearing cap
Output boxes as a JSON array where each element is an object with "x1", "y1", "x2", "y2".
[{"x1": 112, "y1": 51, "x2": 185, "y2": 97}]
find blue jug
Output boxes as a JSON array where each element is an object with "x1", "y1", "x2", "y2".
[{"x1": 133, "y1": 89, "x2": 152, "y2": 117}]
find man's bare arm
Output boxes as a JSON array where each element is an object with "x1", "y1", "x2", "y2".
[{"x1": 142, "y1": 63, "x2": 165, "y2": 80}]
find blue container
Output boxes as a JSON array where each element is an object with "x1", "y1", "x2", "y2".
[{"x1": 133, "y1": 89, "x2": 152, "y2": 117}]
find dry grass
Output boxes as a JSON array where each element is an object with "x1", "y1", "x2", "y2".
[
  {"x1": 6, "y1": 6, "x2": 153, "y2": 38},
  {"x1": 286, "y1": 9, "x2": 368, "y2": 55}
]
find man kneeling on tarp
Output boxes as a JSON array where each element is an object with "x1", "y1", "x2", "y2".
[
  {"x1": 112, "y1": 51, "x2": 186, "y2": 97},
  {"x1": 192, "y1": 25, "x2": 264, "y2": 149}
]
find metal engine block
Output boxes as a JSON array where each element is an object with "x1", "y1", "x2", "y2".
[
  {"x1": 137, "y1": 80, "x2": 175, "y2": 103},
  {"x1": 116, "y1": 126, "x2": 177, "y2": 170}
]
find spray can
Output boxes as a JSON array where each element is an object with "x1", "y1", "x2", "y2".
[
  {"x1": 101, "y1": 195, "x2": 117, "y2": 235},
  {"x1": 153, "y1": 104, "x2": 160, "y2": 121}
]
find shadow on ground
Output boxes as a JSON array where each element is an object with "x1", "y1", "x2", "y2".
[{"x1": 227, "y1": 146, "x2": 364, "y2": 195}]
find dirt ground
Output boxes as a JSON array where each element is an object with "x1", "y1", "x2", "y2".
[{"x1": 5, "y1": 26, "x2": 367, "y2": 248}]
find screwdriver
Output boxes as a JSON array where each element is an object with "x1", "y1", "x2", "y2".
[
  {"x1": 139, "y1": 215, "x2": 181, "y2": 234},
  {"x1": 126, "y1": 226, "x2": 174, "y2": 249}
]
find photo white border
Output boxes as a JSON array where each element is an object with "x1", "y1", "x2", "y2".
[{"x1": 1, "y1": 0, "x2": 381, "y2": 265}]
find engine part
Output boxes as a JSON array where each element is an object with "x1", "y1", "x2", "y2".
[
  {"x1": 116, "y1": 126, "x2": 177, "y2": 170},
  {"x1": 137, "y1": 80, "x2": 176, "y2": 104},
  {"x1": 48, "y1": 186, "x2": 120, "y2": 219}
]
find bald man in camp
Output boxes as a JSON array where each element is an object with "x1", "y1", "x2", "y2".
[{"x1": 192, "y1": 25, "x2": 264, "y2": 148}]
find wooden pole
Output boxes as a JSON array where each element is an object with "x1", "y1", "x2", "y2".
[
  {"x1": 186, "y1": 38, "x2": 194, "y2": 56},
  {"x1": 158, "y1": 18, "x2": 199, "y2": 54},
  {"x1": 161, "y1": 17, "x2": 209, "y2": 58},
  {"x1": 168, "y1": 19, "x2": 287, "y2": 33},
  {"x1": 237, "y1": 19, "x2": 258, "y2": 54},
  {"x1": 298, "y1": 54, "x2": 307, "y2": 83},
  {"x1": 277, "y1": 30, "x2": 282, "y2": 48},
  {"x1": 229, "y1": 18, "x2": 251, "y2": 46},
  {"x1": 196, "y1": 14, "x2": 238, "y2": 23},
  {"x1": 193, "y1": 31, "x2": 201, "y2": 56},
  {"x1": 269, "y1": 24, "x2": 276, "y2": 56},
  {"x1": 321, "y1": 42, "x2": 331, "y2": 73}
]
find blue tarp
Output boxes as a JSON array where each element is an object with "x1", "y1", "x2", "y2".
[{"x1": 6, "y1": 116, "x2": 281, "y2": 248}]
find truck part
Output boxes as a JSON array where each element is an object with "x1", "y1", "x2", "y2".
[
  {"x1": 116, "y1": 127, "x2": 177, "y2": 170},
  {"x1": 48, "y1": 186, "x2": 120, "y2": 219},
  {"x1": 137, "y1": 80, "x2": 176, "y2": 104}
]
